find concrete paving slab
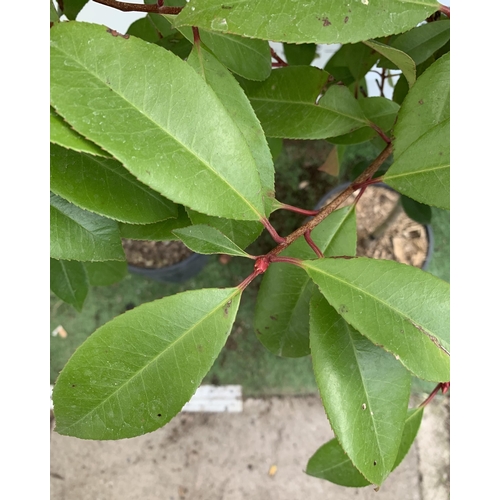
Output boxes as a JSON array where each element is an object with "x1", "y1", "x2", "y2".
[{"x1": 50, "y1": 395, "x2": 449, "y2": 500}]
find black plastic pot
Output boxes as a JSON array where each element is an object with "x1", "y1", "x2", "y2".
[
  {"x1": 128, "y1": 252, "x2": 210, "y2": 283},
  {"x1": 314, "y1": 182, "x2": 434, "y2": 271}
]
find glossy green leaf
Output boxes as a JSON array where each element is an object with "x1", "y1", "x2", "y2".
[
  {"x1": 363, "y1": 39, "x2": 416, "y2": 87},
  {"x1": 84, "y1": 261, "x2": 129, "y2": 287},
  {"x1": 174, "y1": 0, "x2": 440, "y2": 44},
  {"x1": 173, "y1": 225, "x2": 251, "y2": 258},
  {"x1": 50, "y1": 107, "x2": 110, "y2": 157},
  {"x1": 385, "y1": 54, "x2": 450, "y2": 209},
  {"x1": 50, "y1": 22, "x2": 266, "y2": 221},
  {"x1": 239, "y1": 66, "x2": 368, "y2": 139},
  {"x1": 303, "y1": 258, "x2": 450, "y2": 382},
  {"x1": 283, "y1": 43, "x2": 317, "y2": 66},
  {"x1": 145, "y1": 12, "x2": 192, "y2": 59},
  {"x1": 324, "y1": 42, "x2": 379, "y2": 87},
  {"x1": 50, "y1": 258, "x2": 89, "y2": 312},
  {"x1": 266, "y1": 137, "x2": 283, "y2": 162},
  {"x1": 187, "y1": 45, "x2": 274, "y2": 213},
  {"x1": 378, "y1": 20, "x2": 450, "y2": 69},
  {"x1": 310, "y1": 293, "x2": 411, "y2": 485},
  {"x1": 186, "y1": 209, "x2": 263, "y2": 250},
  {"x1": 60, "y1": 0, "x2": 88, "y2": 20},
  {"x1": 50, "y1": 144, "x2": 178, "y2": 224},
  {"x1": 401, "y1": 195, "x2": 432, "y2": 225},
  {"x1": 329, "y1": 97, "x2": 399, "y2": 145},
  {"x1": 306, "y1": 437, "x2": 371, "y2": 488},
  {"x1": 53, "y1": 288, "x2": 242, "y2": 439},
  {"x1": 306, "y1": 407, "x2": 424, "y2": 487},
  {"x1": 50, "y1": 193, "x2": 125, "y2": 262},
  {"x1": 254, "y1": 206, "x2": 356, "y2": 357},
  {"x1": 118, "y1": 207, "x2": 192, "y2": 240}
]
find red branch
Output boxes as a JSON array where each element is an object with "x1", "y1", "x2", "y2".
[{"x1": 93, "y1": 0, "x2": 182, "y2": 14}]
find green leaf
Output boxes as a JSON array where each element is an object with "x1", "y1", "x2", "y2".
[
  {"x1": 50, "y1": 22, "x2": 266, "y2": 221},
  {"x1": 254, "y1": 206, "x2": 356, "y2": 357},
  {"x1": 401, "y1": 195, "x2": 432, "y2": 225},
  {"x1": 126, "y1": 16, "x2": 162, "y2": 43},
  {"x1": 393, "y1": 407, "x2": 424, "y2": 469},
  {"x1": 60, "y1": 0, "x2": 89, "y2": 21},
  {"x1": 378, "y1": 20, "x2": 450, "y2": 69},
  {"x1": 385, "y1": 53, "x2": 450, "y2": 209},
  {"x1": 306, "y1": 407, "x2": 424, "y2": 486},
  {"x1": 306, "y1": 438, "x2": 371, "y2": 488},
  {"x1": 50, "y1": 193, "x2": 125, "y2": 262},
  {"x1": 266, "y1": 137, "x2": 283, "y2": 162},
  {"x1": 186, "y1": 209, "x2": 263, "y2": 250},
  {"x1": 174, "y1": 0, "x2": 440, "y2": 44},
  {"x1": 329, "y1": 97, "x2": 399, "y2": 145},
  {"x1": 118, "y1": 206, "x2": 192, "y2": 240},
  {"x1": 50, "y1": 0, "x2": 60, "y2": 24},
  {"x1": 50, "y1": 258, "x2": 89, "y2": 312},
  {"x1": 324, "y1": 42, "x2": 379, "y2": 86},
  {"x1": 50, "y1": 107, "x2": 110, "y2": 157},
  {"x1": 83, "y1": 261, "x2": 129, "y2": 287},
  {"x1": 187, "y1": 45, "x2": 275, "y2": 213},
  {"x1": 362, "y1": 39, "x2": 416, "y2": 87},
  {"x1": 303, "y1": 258, "x2": 450, "y2": 382},
  {"x1": 239, "y1": 66, "x2": 368, "y2": 139},
  {"x1": 310, "y1": 293, "x2": 411, "y2": 485},
  {"x1": 50, "y1": 144, "x2": 178, "y2": 224},
  {"x1": 53, "y1": 288, "x2": 242, "y2": 439},
  {"x1": 173, "y1": 225, "x2": 251, "y2": 258},
  {"x1": 198, "y1": 30, "x2": 272, "y2": 81},
  {"x1": 283, "y1": 43, "x2": 317, "y2": 66}
]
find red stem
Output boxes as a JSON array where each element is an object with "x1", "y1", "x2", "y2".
[
  {"x1": 304, "y1": 230, "x2": 323, "y2": 258},
  {"x1": 419, "y1": 382, "x2": 450, "y2": 408},
  {"x1": 279, "y1": 203, "x2": 320, "y2": 217},
  {"x1": 369, "y1": 122, "x2": 392, "y2": 144},
  {"x1": 270, "y1": 47, "x2": 288, "y2": 66},
  {"x1": 192, "y1": 26, "x2": 200, "y2": 45},
  {"x1": 439, "y1": 5, "x2": 450, "y2": 18},
  {"x1": 261, "y1": 218, "x2": 286, "y2": 244}
]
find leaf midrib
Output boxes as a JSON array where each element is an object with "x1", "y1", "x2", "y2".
[
  {"x1": 59, "y1": 288, "x2": 240, "y2": 433},
  {"x1": 384, "y1": 163, "x2": 449, "y2": 181},
  {"x1": 51, "y1": 43, "x2": 263, "y2": 220}
]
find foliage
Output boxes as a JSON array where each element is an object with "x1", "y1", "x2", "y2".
[{"x1": 50, "y1": 0, "x2": 450, "y2": 489}]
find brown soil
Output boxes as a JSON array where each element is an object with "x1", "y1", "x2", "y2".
[
  {"x1": 122, "y1": 239, "x2": 193, "y2": 269},
  {"x1": 321, "y1": 185, "x2": 429, "y2": 268}
]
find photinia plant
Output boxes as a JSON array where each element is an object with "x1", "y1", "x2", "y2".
[{"x1": 50, "y1": 0, "x2": 450, "y2": 489}]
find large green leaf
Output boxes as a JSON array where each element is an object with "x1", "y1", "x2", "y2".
[
  {"x1": 254, "y1": 206, "x2": 356, "y2": 357},
  {"x1": 118, "y1": 206, "x2": 192, "y2": 240},
  {"x1": 50, "y1": 258, "x2": 89, "y2": 312},
  {"x1": 53, "y1": 288, "x2": 242, "y2": 439},
  {"x1": 378, "y1": 20, "x2": 450, "y2": 69},
  {"x1": 50, "y1": 144, "x2": 178, "y2": 224},
  {"x1": 362, "y1": 39, "x2": 416, "y2": 87},
  {"x1": 186, "y1": 209, "x2": 263, "y2": 250},
  {"x1": 84, "y1": 261, "x2": 129, "y2": 287},
  {"x1": 174, "y1": 0, "x2": 440, "y2": 44},
  {"x1": 50, "y1": 107, "x2": 109, "y2": 157},
  {"x1": 310, "y1": 293, "x2": 411, "y2": 485},
  {"x1": 329, "y1": 97, "x2": 399, "y2": 145},
  {"x1": 384, "y1": 53, "x2": 450, "y2": 209},
  {"x1": 50, "y1": 193, "x2": 125, "y2": 262},
  {"x1": 306, "y1": 407, "x2": 424, "y2": 487},
  {"x1": 173, "y1": 225, "x2": 251, "y2": 258},
  {"x1": 303, "y1": 258, "x2": 450, "y2": 382},
  {"x1": 239, "y1": 66, "x2": 369, "y2": 139},
  {"x1": 50, "y1": 22, "x2": 267, "y2": 221},
  {"x1": 187, "y1": 45, "x2": 274, "y2": 213}
]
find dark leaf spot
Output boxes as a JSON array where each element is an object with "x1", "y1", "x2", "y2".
[
  {"x1": 157, "y1": 413, "x2": 162, "y2": 417},
  {"x1": 264, "y1": 326, "x2": 269, "y2": 330},
  {"x1": 344, "y1": 16, "x2": 349, "y2": 23},
  {"x1": 322, "y1": 17, "x2": 332, "y2": 27},
  {"x1": 419, "y1": 99, "x2": 424, "y2": 105},
  {"x1": 373, "y1": 461, "x2": 377, "y2": 466},
  {"x1": 270, "y1": 315, "x2": 278, "y2": 321},
  {"x1": 256, "y1": 329, "x2": 263, "y2": 336},
  {"x1": 197, "y1": 344, "x2": 204, "y2": 352},
  {"x1": 106, "y1": 28, "x2": 130, "y2": 39},
  {"x1": 221, "y1": 4, "x2": 233, "y2": 8},
  {"x1": 339, "y1": 305, "x2": 348, "y2": 313},
  {"x1": 224, "y1": 300, "x2": 232, "y2": 317}
]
